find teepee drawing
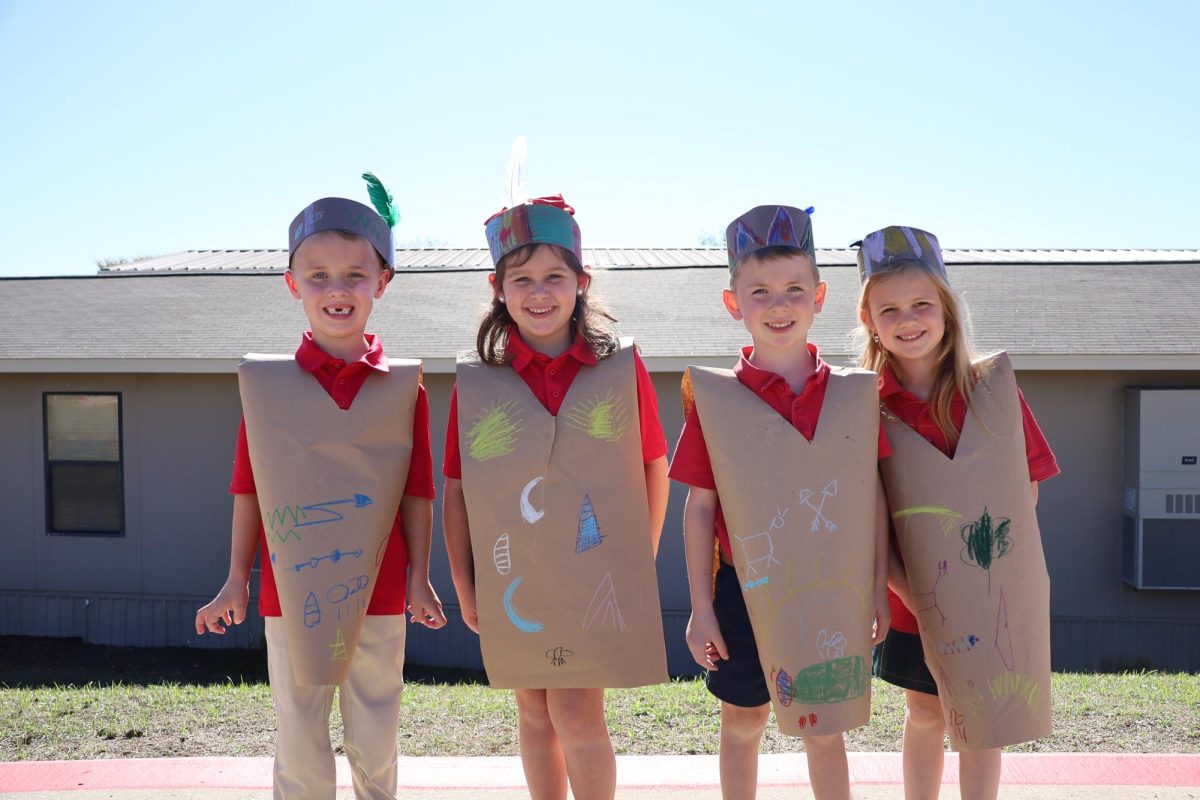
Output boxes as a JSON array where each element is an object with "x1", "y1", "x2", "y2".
[
  {"x1": 576, "y1": 494, "x2": 604, "y2": 553},
  {"x1": 582, "y1": 572, "x2": 626, "y2": 632}
]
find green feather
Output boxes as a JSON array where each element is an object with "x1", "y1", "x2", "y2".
[{"x1": 361, "y1": 172, "x2": 399, "y2": 228}]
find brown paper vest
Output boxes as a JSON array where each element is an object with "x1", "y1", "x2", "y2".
[
  {"x1": 239, "y1": 355, "x2": 418, "y2": 686},
  {"x1": 457, "y1": 343, "x2": 668, "y2": 688},
  {"x1": 879, "y1": 352, "x2": 1052, "y2": 750},
  {"x1": 689, "y1": 366, "x2": 879, "y2": 736}
]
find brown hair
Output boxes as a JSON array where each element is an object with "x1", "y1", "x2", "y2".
[
  {"x1": 730, "y1": 246, "x2": 820, "y2": 287},
  {"x1": 855, "y1": 262, "x2": 975, "y2": 446},
  {"x1": 475, "y1": 243, "x2": 618, "y2": 365},
  {"x1": 288, "y1": 229, "x2": 392, "y2": 278}
]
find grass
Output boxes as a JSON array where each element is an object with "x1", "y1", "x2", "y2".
[{"x1": 1, "y1": 637, "x2": 1198, "y2": 761}]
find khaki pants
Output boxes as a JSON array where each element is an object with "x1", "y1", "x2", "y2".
[{"x1": 266, "y1": 615, "x2": 407, "y2": 800}]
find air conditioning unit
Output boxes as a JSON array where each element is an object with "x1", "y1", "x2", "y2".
[{"x1": 1122, "y1": 388, "x2": 1200, "y2": 589}]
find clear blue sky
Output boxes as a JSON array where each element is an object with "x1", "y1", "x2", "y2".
[{"x1": 1, "y1": 1, "x2": 1197, "y2": 276}]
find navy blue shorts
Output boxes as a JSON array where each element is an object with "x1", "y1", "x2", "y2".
[
  {"x1": 872, "y1": 627, "x2": 938, "y2": 695},
  {"x1": 704, "y1": 561, "x2": 771, "y2": 708}
]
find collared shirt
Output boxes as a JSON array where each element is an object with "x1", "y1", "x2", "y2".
[
  {"x1": 230, "y1": 332, "x2": 435, "y2": 616},
  {"x1": 879, "y1": 361, "x2": 1060, "y2": 633},
  {"x1": 442, "y1": 329, "x2": 668, "y2": 479},
  {"x1": 669, "y1": 344, "x2": 891, "y2": 561}
]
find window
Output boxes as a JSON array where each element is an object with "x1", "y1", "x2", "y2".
[{"x1": 43, "y1": 393, "x2": 123, "y2": 535}]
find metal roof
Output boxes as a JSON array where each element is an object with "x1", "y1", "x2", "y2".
[
  {"x1": 7, "y1": 258, "x2": 1200, "y2": 372},
  {"x1": 97, "y1": 247, "x2": 1200, "y2": 274}
]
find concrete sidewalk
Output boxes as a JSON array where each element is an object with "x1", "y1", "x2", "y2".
[{"x1": 2, "y1": 753, "x2": 1199, "y2": 799}]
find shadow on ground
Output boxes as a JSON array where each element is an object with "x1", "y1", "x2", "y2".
[{"x1": 0, "y1": 636, "x2": 487, "y2": 688}]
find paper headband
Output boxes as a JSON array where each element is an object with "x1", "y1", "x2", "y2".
[
  {"x1": 484, "y1": 195, "x2": 583, "y2": 267},
  {"x1": 725, "y1": 205, "x2": 815, "y2": 270},
  {"x1": 856, "y1": 226, "x2": 947, "y2": 283},
  {"x1": 288, "y1": 173, "x2": 398, "y2": 270}
]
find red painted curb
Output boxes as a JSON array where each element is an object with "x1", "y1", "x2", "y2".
[{"x1": 1, "y1": 753, "x2": 1198, "y2": 793}]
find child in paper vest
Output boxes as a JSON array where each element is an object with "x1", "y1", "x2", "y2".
[
  {"x1": 670, "y1": 205, "x2": 890, "y2": 800},
  {"x1": 195, "y1": 175, "x2": 446, "y2": 800},
  {"x1": 856, "y1": 226, "x2": 1058, "y2": 800},
  {"x1": 442, "y1": 195, "x2": 670, "y2": 800}
]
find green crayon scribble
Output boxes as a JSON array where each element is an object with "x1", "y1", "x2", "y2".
[
  {"x1": 563, "y1": 390, "x2": 628, "y2": 442},
  {"x1": 960, "y1": 507, "x2": 1012, "y2": 594},
  {"x1": 265, "y1": 505, "x2": 308, "y2": 531},
  {"x1": 789, "y1": 655, "x2": 869, "y2": 705},
  {"x1": 892, "y1": 505, "x2": 963, "y2": 536},
  {"x1": 468, "y1": 401, "x2": 522, "y2": 461}
]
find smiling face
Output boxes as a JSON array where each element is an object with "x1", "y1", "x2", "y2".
[
  {"x1": 285, "y1": 230, "x2": 390, "y2": 357},
  {"x1": 491, "y1": 244, "x2": 589, "y2": 357},
  {"x1": 860, "y1": 265, "x2": 948, "y2": 373},
  {"x1": 722, "y1": 252, "x2": 826, "y2": 356}
]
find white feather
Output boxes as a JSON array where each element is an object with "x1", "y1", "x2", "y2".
[{"x1": 505, "y1": 135, "x2": 528, "y2": 208}]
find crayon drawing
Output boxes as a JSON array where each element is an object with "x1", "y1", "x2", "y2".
[
  {"x1": 892, "y1": 505, "x2": 963, "y2": 536},
  {"x1": 773, "y1": 666, "x2": 793, "y2": 706},
  {"x1": 468, "y1": 400, "x2": 522, "y2": 461},
  {"x1": 960, "y1": 507, "x2": 1013, "y2": 594},
  {"x1": 936, "y1": 633, "x2": 980, "y2": 656},
  {"x1": 815, "y1": 629, "x2": 847, "y2": 660},
  {"x1": 582, "y1": 572, "x2": 626, "y2": 632},
  {"x1": 493, "y1": 533, "x2": 512, "y2": 575},
  {"x1": 789, "y1": 655, "x2": 868, "y2": 704},
  {"x1": 736, "y1": 506, "x2": 787, "y2": 578},
  {"x1": 502, "y1": 577, "x2": 544, "y2": 633},
  {"x1": 563, "y1": 390, "x2": 628, "y2": 442},
  {"x1": 546, "y1": 646, "x2": 573, "y2": 667},
  {"x1": 293, "y1": 547, "x2": 363, "y2": 573},
  {"x1": 576, "y1": 494, "x2": 604, "y2": 553},
  {"x1": 329, "y1": 629, "x2": 348, "y2": 661},
  {"x1": 520, "y1": 476, "x2": 545, "y2": 524},
  {"x1": 913, "y1": 560, "x2": 949, "y2": 625},
  {"x1": 294, "y1": 494, "x2": 373, "y2": 527},
  {"x1": 303, "y1": 592, "x2": 321, "y2": 628},
  {"x1": 995, "y1": 585, "x2": 1015, "y2": 670},
  {"x1": 798, "y1": 480, "x2": 838, "y2": 533}
]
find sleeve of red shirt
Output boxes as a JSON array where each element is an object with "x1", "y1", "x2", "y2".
[
  {"x1": 1017, "y1": 388, "x2": 1060, "y2": 483},
  {"x1": 633, "y1": 352, "x2": 668, "y2": 464},
  {"x1": 403, "y1": 384, "x2": 436, "y2": 498},
  {"x1": 668, "y1": 406, "x2": 718, "y2": 490},
  {"x1": 229, "y1": 417, "x2": 257, "y2": 495},
  {"x1": 442, "y1": 384, "x2": 462, "y2": 480}
]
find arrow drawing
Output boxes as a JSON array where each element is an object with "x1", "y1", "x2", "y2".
[
  {"x1": 798, "y1": 480, "x2": 838, "y2": 533},
  {"x1": 294, "y1": 494, "x2": 373, "y2": 527}
]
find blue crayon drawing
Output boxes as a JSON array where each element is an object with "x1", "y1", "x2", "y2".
[
  {"x1": 294, "y1": 494, "x2": 374, "y2": 528},
  {"x1": 294, "y1": 548, "x2": 364, "y2": 572},
  {"x1": 743, "y1": 576, "x2": 769, "y2": 590},
  {"x1": 576, "y1": 495, "x2": 604, "y2": 553},
  {"x1": 303, "y1": 592, "x2": 321, "y2": 628},
  {"x1": 326, "y1": 575, "x2": 370, "y2": 604},
  {"x1": 503, "y1": 577, "x2": 544, "y2": 633}
]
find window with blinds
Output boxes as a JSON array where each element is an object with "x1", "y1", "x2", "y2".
[{"x1": 43, "y1": 393, "x2": 124, "y2": 535}]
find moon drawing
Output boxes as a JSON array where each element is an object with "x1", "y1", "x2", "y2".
[
  {"x1": 503, "y1": 577, "x2": 544, "y2": 633},
  {"x1": 520, "y1": 476, "x2": 545, "y2": 524}
]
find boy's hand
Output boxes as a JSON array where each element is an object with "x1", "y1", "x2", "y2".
[
  {"x1": 195, "y1": 579, "x2": 249, "y2": 635},
  {"x1": 407, "y1": 580, "x2": 447, "y2": 629},
  {"x1": 456, "y1": 584, "x2": 480, "y2": 634},
  {"x1": 685, "y1": 608, "x2": 728, "y2": 670},
  {"x1": 871, "y1": 597, "x2": 892, "y2": 646}
]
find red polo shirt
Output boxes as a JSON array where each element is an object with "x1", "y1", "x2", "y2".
[
  {"x1": 879, "y1": 362, "x2": 1060, "y2": 633},
  {"x1": 230, "y1": 332, "x2": 435, "y2": 616},
  {"x1": 669, "y1": 344, "x2": 891, "y2": 562},
  {"x1": 442, "y1": 329, "x2": 668, "y2": 479}
]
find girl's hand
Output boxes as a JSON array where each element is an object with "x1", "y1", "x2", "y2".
[
  {"x1": 685, "y1": 608, "x2": 729, "y2": 670},
  {"x1": 457, "y1": 584, "x2": 480, "y2": 634},
  {"x1": 194, "y1": 579, "x2": 249, "y2": 635},
  {"x1": 871, "y1": 599, "x2": 891, "y2": 646},
  {"x1": 407, "y1": 580, "x2": 447, "y2": 629}
]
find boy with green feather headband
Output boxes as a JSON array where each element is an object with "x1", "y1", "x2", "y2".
[{"x1": 196, "y1": 173, "x2": 445, "y2": 800}]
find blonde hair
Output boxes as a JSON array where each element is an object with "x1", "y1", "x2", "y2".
[{"x1": 855, "y1": 262, "x2": 975, "y2": 446}]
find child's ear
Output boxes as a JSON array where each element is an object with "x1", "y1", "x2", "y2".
[
  {"x1": 813, "y1": 281, "x2": 828, "y2": 314},
  {"x1": 373, "y1": 268, "x2": 391, "y2": 299},
  {"x1": 284, "y1": 270, "x2": 301, "y2": 300},
  {"x1": 721, "y1": 288, "x2": 743, "y2": 321},
  {"x1": 858, "y1": 305, "x2": 874, "y2": 331},
  {"x1": 576, "y1": 271, "x2": 591, "y2": 294}
]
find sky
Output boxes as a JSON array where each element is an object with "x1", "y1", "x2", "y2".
[{"x1": 1, "y1": 1, "x2": 1197, "y2": 276}]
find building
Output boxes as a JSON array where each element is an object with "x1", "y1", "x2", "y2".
[{"x1": 1, "y1": 247, "x2": 1198, "y2": 673}]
